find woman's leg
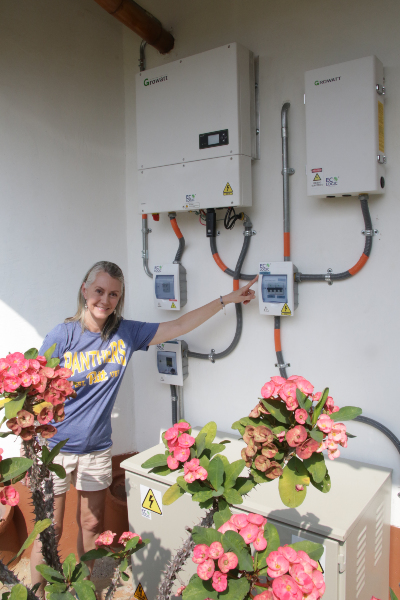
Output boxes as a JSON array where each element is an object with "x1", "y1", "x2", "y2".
[
  {"x1": 76, "y1": 488, "x2": 107, "y2": 574},
  {"x1": 30, "y1": 493, "x2": 66, "y2": 596}
]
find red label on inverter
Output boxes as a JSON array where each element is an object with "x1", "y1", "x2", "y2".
[{"x1": 311, "y1": 168, "x2": 323, "y2": 173}]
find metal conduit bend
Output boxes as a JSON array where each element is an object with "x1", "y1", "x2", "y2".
[
  {"x1": 141, "y1": 214, "x2": 153, "y2": 278},
  {"x1": 295, "y1": 194, "x2": 372, "y2": 282},
  {"x1": 274, "y1": 317, "x2": 288, "y2": 379},
  {"x1": 354, "y1": 416, "x2": 400, "y2": 455},
  {"x1": 209, "y1": 213, "x2": 257, "y2": 280},
  {"x1": 169, "y1": 213, "x2": 185, "y2": 263}
]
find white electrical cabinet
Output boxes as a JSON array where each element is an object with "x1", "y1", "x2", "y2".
[
  {"x1": 122, "y1": 431, "x2": 391, "y2": 600},
  {"x1": 155, "y1": 340, "x2": 188, "y2": 386},
  {"x1": 258, "y1": 262, "x2": 298, "y2": 317},
  {"x1": 305, "y1": 56, "x2": 385, "y2": 197},
  {"x1": 136, "y1": 43, "x2": 256, "y2": 214},
  {"x1": 153, "y1": 263, "x2": 187, "y2": 311}
]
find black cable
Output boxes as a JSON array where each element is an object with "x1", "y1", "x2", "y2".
[
  {"x1": 354, "y1": 416, "x2": 400, "y2": 455},
  {"x1": 224, "y1": 207, "x2": 243, "y2": 230}
]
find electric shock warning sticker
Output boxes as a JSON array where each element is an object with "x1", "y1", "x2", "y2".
[
  {"x1": 223, "y1": 182, "x2": 233, "y2": 195},
  {"x1": 140, "y1": 485, "x2": 163, "y2": 518},
  {"x1": 281, "y1": 303, "x2": 291, "y2": 316},
  {"x1": 134, "y1": 583, "x2": 148, "y2": 600}
]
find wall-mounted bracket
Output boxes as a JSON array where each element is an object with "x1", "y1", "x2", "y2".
[
  {"x1": 362, "y1": 229, "x2": 378, "y2": 236},
  {"x1": 208, "y1": 349, "x2": 216, "y2": 363}
]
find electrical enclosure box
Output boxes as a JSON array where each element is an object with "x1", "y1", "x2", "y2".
[
  {"x1": 122, "y1": 431, "x2": 391, "y2": 600},
  {"x1": 258, "y1": 262, "x2": 298, "y2": 316},
  {"x1": 136, "y1": 43, "x2": 256, "y2": 214},
  {"x1": 154, "y1": 263, "x2": 187, "y2": 310},
  {"x1": 156, "y1": 339, "x2": 188, "y2": 385},
  {"x1": 305, "y1": 56, "x2": 385, "y2": 197}
]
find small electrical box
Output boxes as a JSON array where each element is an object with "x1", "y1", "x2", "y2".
[
  {"x1": 305, "y1": 55, "x2": 385, "y2": 197},
  {"x1": 258, "y1": 262, "x2": 298, "y2": 317},
  {"x1": 154, "y1": 264, "x2": 187, "y2": 311},
  {"x1": 156, "y1": 340, "x2": 188, "y2": 386}
]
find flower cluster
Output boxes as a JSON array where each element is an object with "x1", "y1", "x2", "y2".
[
  {"x1": 256, "y1": 545, "x2": 325, "y2": 599},
  {"x1": 95, "y1": 530, "x2": 142, "y2": 549},
  {"x1": 192, "y1": 541, "x2": 238, "y2": 592},
  {"x1": 164, "y1": 422, "x2": 208, "y2": 482},
  {"x1": 316, "y1": 416, "x2": 348, "y2": 460},
  {"x1": 0, "y1": 351, "x2": 74, "y2": 441},
  {"x1": 241, "y1": 425, "x2": 283, "y2": 479},
  {"x1": 218, "y1": 512, "x2": 267, "y2": 550},
  {"x1": 0, "y1": 485, "x2": 19, "y2": 506}
]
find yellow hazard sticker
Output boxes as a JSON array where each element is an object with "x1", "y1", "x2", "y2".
[
  {"x1": 281, "y1": 303, "x2": 291, "y2": 316},
  {"x1": 142, "y1": 489, "x2": 162, "y2": 515},
  {"x1": 171, "y1": 302, "x2": 176, "y2": 308},
  {"x1": 134, "y1": 583, "x2": 148, "y2": 600},
  {"x1": 378, "y1": 101, "x2": 385, "y2": 153},
  {"x1": 313, "y1": 173, "x2": 321, "y2": 182},
  {"x1": 223, "y1": 182, "x2": 233, "y2": 195}
]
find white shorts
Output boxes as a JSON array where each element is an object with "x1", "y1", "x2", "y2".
[{"x1": 52, "y1": 448, "x2": 113, "y2": 495}]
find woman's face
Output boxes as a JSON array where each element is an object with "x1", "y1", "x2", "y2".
[{"x1": 82, "y1": 271, "x2": 122, "y2": 328}]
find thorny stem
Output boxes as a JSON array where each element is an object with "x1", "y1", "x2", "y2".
[
  {"x1": 156, "y1": 501, "x2": 218, "y2": 600},
  {"x1": 104, "y1": 560, "x2": 121, "y2": 600},
  {"x1": 0, "y1": 559, "x2": 40, "y2": 600}
]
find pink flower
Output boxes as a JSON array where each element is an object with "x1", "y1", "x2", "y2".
[
  {"x1": 3, "y1": 375, "x2": 21, "y2": 392},
  {"x1": 311, "y1": 569, "x2": 325, "y2": 593},
  {"x1": 36, "y1": 355, "x2": 47, "y2": 365},
  {"x1": 175, "y1": 585, "x2": 186, "y2": 596},
  {"x1": 192, "y1": 544, "x2": 209, "y2": 564},
  {"x1": 0, "y1": 486, "x2": 19, "y2": 506},
  {"x1": 174, "y1": 421, "x2": 190, "y2": 431},
  {"x1": 118, "y1": 531, "x2": 141, "y2": 546},
  {"x1": 6, "y1": 418, "x2": 22, "y2": 436},
  {"x1": 279, "y1": 382, "x2": 297, "y2": 402},
  {"x1": 184, "y1": 458, "x2": 200, "y2": 473},
  {"x1": 271, "y1": 376, "x2": 286, "y2": 386},
  {"x1": 278, "y1": 546, "x2": 299, "y2": 565},
  {"x1": 296, "y1": 437, "x2": 320, "y2": 460},
  {"x1": 295, "y1": 378, "x2": 314, "y2": 395},
  {"x1": 253, "y1": 531, "x2": 268, "y2": 551},
  {"x1": 197, "y1": 558, "x2": 215, "y2": 580},
  {"x1": 95, "y1": 530, "x2": 116, "y2": 548},
  {"x1": 328, "y1": 448, "x2": 340, "y2": 460},
  {"x1": 297, "y1": 551, "x2": 318, "y2": 570},
  {"x1": 53, "y1": 404, "x2": 65, "y2": 423},
  {"x1": 173, "y1": 446, "x2": 190, "y2": 462},
  {"x1": 239, "y1": 523, "x2": 259, "y2": 545},
  {"x1": 5, "y1": 353, "x2": 25, "y2": 366},
  {"x1": 19, "y1": 426, "x2": 35, "y2": 441},
  {"x1": 261, "y1": 381, "x2": 276, "y2": 398},
  {"x1": 290, "y1": 564, "x2": 314, "y2": 593},
  {"x1": 167, "y1": 439, "x2": 178, "y2": 452},
  {"x1": 167, "y1": 455, "x2": 179, "y2": 470},
  {"x1": 247, "y1": 513, "x2": 267, "y2": 527},
  {"x1": 54, "y1": 367, "x2": 72, "y2": 379},
  {"x1": 19, "y1": 372, "x2": 32, "y2": 388},
  {"x1": 209, "y1": 541, "x2": 224, "y2": 559},
  {"x1": 29, "y1": 359, "x2": 41, "y2": 371},
  {"x1": 40, "y1": 367, "x2": 55, "y2": 378},
  {"x1": 295, "y1": 485, "x2": 304, "y2": 492},
  {"x1": 272, "y1": 574, "x2": 302, "y2": 599},
  {"x1": 195, "y1": 466, "x2": 208, "y2": 480},
  {"x1": 266, "y1": 551, "x2": 290, "y2": 578},
  {"x1": 230, "y1": 514, "x2": 249, "y2": 529},
  {"x1": 0, "y1": 449, "x2": 3, "y2": 463},
  {"x1": 218, "y1": 552, "x2": 238, "y2": 573},
  {"x1": 254, "y1": 592, "x2": 274, "y2": 600},
  {"x1": 317, "y1": 414, "x2": 333, "y2": 433},
  {"x1": 35, "y1": 424, "x2": 57, "y2": 439},
  {"x1": 27, "y1": 370, "x2": 41, "y2": 385},
  {"x1": 177, "y1": 433, "x2": 195, "y2": 448},
  {"x1": 16, "y1": 410, "x2": 34, "y2": 428},
  {"x1": 184, "y1": 471, "x2": 196, "y2": 483},
  {"x1": 0, "y1": 359, "x2": 8, "y2": 372},
  {"x1": 286, "y1": 396, "x2": 299, "y2": 411},
  {"x1": 44, "y1": 389, "x2": 62, "y2": 405},
  {"x1": 295, "y1": 409, "x2": 308, "y2": 424},
  {"x1": 286, "y1": 425, "x2": 307, "y2": 447},
  {"x1": 34, "y1": 376, "x2": 47, "y2": 394},
  {"x1": 211, "y1": 571, "x2": 228, "y2": 592},
  {"x1": 276, "y1": 430, "x2": 286, "y2": 443},
  {"x1": 37, "y1": 406, "x2": 54, "y2": 425},
  {"x1": 164, "y1": 427, "x2": 179, "y2": 443},
  {"x1": 218, "y1": 521, "x2": 238, "y2": 534}
]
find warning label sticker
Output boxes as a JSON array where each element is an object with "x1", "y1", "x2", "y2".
[
  {"x1": 134, "y1": 583, "x2": 148, "y2": 600},
  {"x1": 281, "y1": 303, "x2": 292, "y2": 316},
  {"x1": 311, "y1": 168, "x2": 323, "y2": 173},
  {"x1": 141, "y1": 485, "x2": 163, "y2": 516},
  {"x1": 171, "y1": 302, "x2": 176, "y2": 308},
  {"x1": 313, "y1": 173, "x2": 321, "y2": 182},
  {"x1": 223, "y1": 182, "x2": 233, "y2": 195}
]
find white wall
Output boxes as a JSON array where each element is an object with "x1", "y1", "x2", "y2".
[
  {"x1": 0, "y1": 0, "x2": 133, "y2": 456},
  {"x1": 124, "y1": 0, "x2": 400, "y2": 525}
]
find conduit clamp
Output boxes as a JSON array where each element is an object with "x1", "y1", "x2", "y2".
[
  {"x1": 325, "y1": 268, "x2": 333, "y2": 286},
  {"x1": 208, "y1": 349, "x2": 216, "y2": 364},
  {"x1": 376, "y1": 84, "x2": 386, "y2": 96},
  {"x1": 243, "y1": 229, "x2": 257, "y2": 237},
  {"x1": 281, "y1": 167, "x2": 295, "y2": 176},
  {"x1": 275, "y1": 362, "x2": 290, "y2": 369},
  {"x1": 361, "y1": 229, "x2": 379, "y2": 236}
]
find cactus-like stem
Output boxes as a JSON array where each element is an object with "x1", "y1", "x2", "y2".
[
  {"x1": 0, "y1": 559, "x2": 40, "y2": 600},
  {"x1": 23, "y1": 440, "x2": 62, "y2": 574},
  {"x1": 104, "y1": 561, "x2": 122, "y2": 600},
  {"x1": 156, "y1": 505, "x2": 217, "y2": 600}
]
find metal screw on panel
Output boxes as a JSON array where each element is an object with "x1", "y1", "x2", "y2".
[
  {"x1": 256, "y1": 129, "x2": 260, "y2": 134},
  {"x1": 217, "y1": 231, "x2": 220, "y2": 236},
  {"x1": 231, "y1": 201, "x2": 234, "y2": 205},
  {"x1": 230, "y1": 157, "x2": 232, "y2": 160}
]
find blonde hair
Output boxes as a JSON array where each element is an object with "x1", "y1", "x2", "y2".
[{"x1": 65, "y1": 261, "x2": 125, "y2": 341}]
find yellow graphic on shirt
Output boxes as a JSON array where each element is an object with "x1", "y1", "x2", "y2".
[
  {"x1": 64, "y1": 340, "x2": 127, "y2": 375},
  {"x1": 87, "y1": 370, "x2": 109, "y2": 386}
]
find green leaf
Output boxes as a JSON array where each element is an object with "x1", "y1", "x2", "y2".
[
  {"x1": 119, "y1": 557, "x2": 128, "y2": 573},
  {"x1": 310, "y1": 471, "x2": 331, "y2": 493},
  {"x1": 213, "y1": 499, "x2": 232, "y2": 529},
  {"x1": 191, "y1": 526, "x2": 222, "y2": 546},
  {"x1": 44, "y1": 584, "x2": 68, "y2": 594},
  {"x1": 310, "y1": 429, "x2": 324, "y2": 443},
  {"x1": 124, "y1": 536, "x2": 139, "y2": 551},
  {"x1": 302, "y1": 453, "x2": 326, "y2": 484},
  {"x1": 238, "y1": 416, "x2": 263, "y2": 427},
  {"x1": 195, "y1": 432, "x2": 207, "y2": 458},
  {"x1": 5, "y1": 393, "x2": 27, "y2": 419},
  {"x1": 176, "y1": 476, "x2": 203, "y2": 495},
  {"x1": 224, "y1": 460, "x2": 245, "y2": 489},
  {"x1": 218, "y1": 577, "x2": 250, "y2": 600},
  {"x1": 231, "y1": 420, "x2": 245, "y2": 436},
  {"x1": 208, "y1": 443, "x2": 226, "y2": 459},
  {"x1": 0, "y1": 432, "x2": 13, "y2": 438},
  {"x1": 44, "y1": 343, "x2": 57, "y2": 362},
  {"x1": 47, "y1": 463, "x2": 66, "y2": 479},
  {"x1": 72, "y1": 580, "x2": 96, "y2": 600},
  {"x1": 289, "y1": 541, "x2": 324, "y2": 562},
  {"x1": 304, "y1": 398, "x2": 313, "y2": 411},
  {"x1": 71, "y1": 561, "x2": 90, "y2": 582},
  {"x1": 390, "y1": 588, "x2": 399, "y2": 600},
  {"x1": 279, "y1": 457, "x2": 310, "y2": 508},
  {"x1": 296, "y1": 389, "x2": 307, "y2": 409},
  {"x1": 182, "y1": 574, "x2": 218, "y2": 600},
  {"x1": 199, "y1": 498, "x2": 214, "y2": 509},
  {"x1": 272, "y1": 425, "x2": 287, "y2": 436},
  {"x1": 311, "y1": 388, "x2": 329, "y2": 426},
  {"x1": 207, "y1": 455, "x2": 225, "y2": 490},
  {"x1": 192, "y1": 489, "x2": 214, "y2": 503},
  {"x1": 45, "y1": 439, "x2": 69, "y2": 465},
  {"x1": 141, "y1": 454, "x2": 168, "y2": 469},
  {"x1": 10, "y1": 585, "x2": 27, "y2": 600},
  {"x1": 222, "y1": 530, "x2": 253, "y2": 571},
  {"x1": 0, "y1": 457, "x2": 32, "y2": 484},
  {"x1": 346, "y1": 433, "x2": 356, "y2": 438},
  {"x1": 223, "y1": 488, "x2": 243, "y2": 505},
  {"x1": 2, "y1": 592, "x2": 10, "y2": 600},
  {"x1": 46, "y1": 358, "x2": 60, "y2": 368},
  {"x1": 46, "y1": 592, "x2": 76, "y2": 600},
  {"x1": 199, "y1": 455, "x2": 209, "y2": 471},
  {"x1": 330, "y1": 406, "x2": 362, "y2": 422},
  {"x1": 163, "y1": 482, "x2": 185, "y2": 505},
  {"x1": 62, "y1": 553, "x2": 76, "y2": 581},
  {"x1": 80, "y1": 548, "x2": 112, "y2": 562},
  {"x1": 41, "y1": 446, "x2": 50, "y2": 465},
  {"x1": 120, "y1": 572, "x2": 129, "y2": 582},
  {"x1": 24, "y1": 348, "x2": 39, "y2": 360},
  {"x1": 150, "y1": 465, "x2": 172, "y2": 476},
  {"x1": 30, "y1": 585, "x2": 41, "y2": 595},
  {"x1": 198, "y1": 422, "x2": 217, "y2": 448},
  {"x1": 261, "y1": 399, "x2": 291, "y2": 424},
  {"x1": 257, "y1": 522, "x2": 281, "y2": 573},
  {"x1": 233, "y1": 477, "x2": 256, "y2": 496},
  {"x1": 36, "y1": 564, "x2": 65, "y2": 584},
  {"x1": 15, "y1": 519, "x2": 52, "y2": 558}
]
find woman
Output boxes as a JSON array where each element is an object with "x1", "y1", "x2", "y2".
[{"x1": 31, "y1": 260, "x2": 257, "y2": 590}]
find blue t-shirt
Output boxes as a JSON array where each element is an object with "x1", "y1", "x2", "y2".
[{"x1": 39, "y1": 319, "x2": 159, "y2": 454}]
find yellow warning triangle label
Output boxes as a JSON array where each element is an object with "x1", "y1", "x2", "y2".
[
  {"x1": 134, "y1": 583, "x2": 148, "y2": 600},
  {"x1": 142, "y1": 489, "x2": 162, "y2": 515},
  {"x1": 281, "y1": 303, "x2": 292, "y2": 316},
  {"x1": 223, "y1": 182, "x2": 233, "y2": 195},
  {"x1": 313, "y1": 173, "x2": 321, "y2": 181},
  {"x1": 171, "y1": 302, "x2": 176, "y2": 308}
]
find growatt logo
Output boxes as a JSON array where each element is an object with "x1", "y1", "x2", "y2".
[
  {"x1": 144, "y1": 75, "x2": 168, "y2": 87},
  {"x1": 314, "y1": 77, "x2": 341, "y2": 86}
]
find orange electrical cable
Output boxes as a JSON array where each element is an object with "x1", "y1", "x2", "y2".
[
  {"x1": 170, "y1": 218, "x2": 183, "y2": 239},
  {"x1": 233, "y1": 280, "x2": 239, "y2": 291},
  {"x1": 348, "y1": 253, "x2": 369, "y2": 276},
  {"x1": 274, "y1": 328, "x2": 282, "y2": 352},
  {"x1": 284, "y1": 232, "x2": 291, "y2": 259},
  {"x1": 212, "y1": 253, "x2": 228, "y2": 272},
  {"x1": 142, "y1": 214, "x2": 147, "y2": 219}
]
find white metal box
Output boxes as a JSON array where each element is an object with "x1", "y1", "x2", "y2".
[
  {"x1": 155, "y1": 339, "x2": 188, "y2": 385},
  {"x1": 258, "y1": 261, "x2": 298, "y2": 316},
  {"x1": 122, "y1": 432, "x2": 391, "y2": 600},
  {"x1": 136, "y1": 43, "x2": 256, "y2": 213},
  {"x1": 305, "y1": 56, "x2": 385, "y2": 197},
  {"x1": 153, "y1": 263, "x2": 187, "y2": 311}
]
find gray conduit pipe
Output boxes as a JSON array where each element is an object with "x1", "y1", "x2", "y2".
[
  {"x1": 170, "y1": 384, "x2": 178, "y2": 425},
  {"x1": 210, "y1": 215, "x2": 257, "y2": 280},
  {"x1": 141, "y1": 215, "x2": 153, "y2": 278},
  {"x1": 354, "y1": 416, "x2": 400, "y2": 455}
]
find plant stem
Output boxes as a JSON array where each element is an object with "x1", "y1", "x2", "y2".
[
  {"x1": 0, "y1": 559, "x2": 40, "y2": 600},
  {"x1": 105, "y1": 560, "x2": 121, "y2": 600}
]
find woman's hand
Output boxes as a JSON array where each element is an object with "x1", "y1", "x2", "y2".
[{"x1": 222, "y1": 276, "x2": 258, "y2": 306}]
